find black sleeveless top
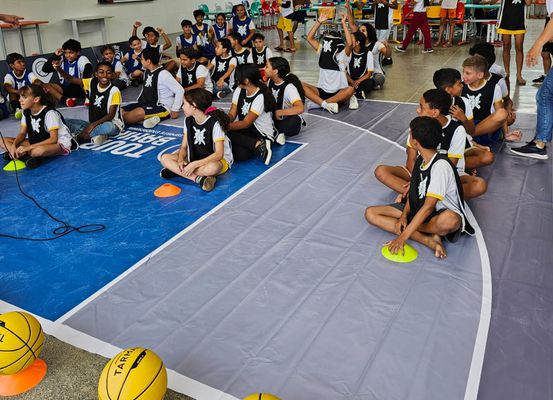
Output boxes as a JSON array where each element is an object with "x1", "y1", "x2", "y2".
[
  {"x1": 374, "y1": 2, "x2": 390, "y2": 30},
  {"x1": 236, "y1": 88, "x2": 263, "y2": 120},
  {"x1": 461, "y1": 79, "x2": 497, "y2": 121},
  {"x1": 211, "y1": 55, "x2": 233, "y2": 83},
  {"x1": 23, "y1": 106, "x2": 66, "y2": 145},
  {"x1": 180, "y1": 62, "x2": 199, "y2": 90},
  {"x1": 233, "y1": 48, "x2": 251, "y2": 65},
  {"x1": 349, "y1": 50, "x2": 370, "y2": 80},
  {"x1": 319, "y1": 36, "x2": 345, "y2": 71},
  {"x1": 252, "y1": 47, "x2": 269, "y2": 69},
  {"x1": 87, "y1": 78, "x2": 119, "y2": 124},
  {"x1": 138, "y1": 67, "x2": 163, "y2": 105},
  {"x1": 185, "y1": 115, "x2": 218, "y2": 162}
]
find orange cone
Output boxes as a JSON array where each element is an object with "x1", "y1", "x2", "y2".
[
  {"x1": 154, "y1": 183, "x2": 181, "y2": 198},
  {"x1": 0, "y1": 358, "x2": 47, "y2": 396}
]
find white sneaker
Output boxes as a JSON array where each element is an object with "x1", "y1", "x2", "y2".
[
  {"x1": 348, "y1": 96, "x2": 359, "y2": 110},
  {"x1": 324, "y1": 102, "x2": 339, "y2": 114},
  {"x1": 305, "y1": 99, "x2": 319, "y2": 110},
  {"x1": 276, "y1": 133, "x2": 286, "y2": 145},
  {"x1": 92, "y1": 134, "x2": 108, "y2": 145},
  {"x1": 143, "y1": 116, "x2": 161, "y2": 129}
]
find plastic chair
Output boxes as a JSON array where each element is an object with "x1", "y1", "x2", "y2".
[
  {"x1": 250, "y1": 1, "x2": 262, "y2": 27},
  {"x1": 261, "y1": 0, "x2": 272, "y2": 29},
  {"x1": 271, "y1": 0, "x2": 280, "y2": 26},
  {"x1": 391, "y1": 5, "x2": 403, "y2": 43},
  {"x1": 198, "y1": 4, "x2": 211, "y2": 20}
]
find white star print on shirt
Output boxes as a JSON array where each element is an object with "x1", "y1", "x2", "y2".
[
  {"x1": 353, "y1": 57, "x2": 361, "y2": 68},
  {"x1": 68, "y1": 66, "x2": 76, "y2": 76},
  {"x1": 217, "y1": 61, "x2": 227, "y2": 72},
  {"x1": 272, "y1": 89, "x2": 279, "y2": 100},
  {"x1": 512, "y1": 0, "x2": 521, "y2": 4},
  {"x1": 237, "y1": 55, "x2": 245, "y2": 64},
  {"x1": 144, "y1": 74, "x2": 153, "y2": 87},
  {"x1": 30, "y1": 117, "x2": 41, "y2": 133},
  {"x1": 16, "y1": 80, "x2": 25, "y2": 89},
  {"x1": 94, "y1": 95, "x2": 105, "y2": 108},
  {"x1": 465, "y1": 93, "x2": 482, "y2": 111},
  {"x1": 237, "y1": 24, "x2": 247, "y2": 36},
  {"x1": 322, "y1": 40, "x2": 332, "y2": 53},
  {"x1": 193, "y1": 126, "x2": 206, "y2": 145},
  {"x1": 418, "y1": 175, "x2": 428, "y2": 199},
  {"x1": 378, "y1": 3, "x2": 385, "y2": 8},
  {"x1": 187, "y1": 74, "x2": 194, "y2": 85},
  {"x1": 257, "y1": 55, "x2": 265, "y2": 65},
  {"x1": 241, "y1": 101, "x2": 251, "y2": 116}
]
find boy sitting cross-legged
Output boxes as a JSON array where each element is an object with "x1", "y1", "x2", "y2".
[{"x1": 366, "y1": 116, "x2": 474, "y2": 259}]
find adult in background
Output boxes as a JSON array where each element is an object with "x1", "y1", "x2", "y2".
[
  {"x1": 495, "y1": 0, "x2": 532, "y2": 85},
  {"x1": 510, "y1": 18, "x2": 553, "y2": 159}
]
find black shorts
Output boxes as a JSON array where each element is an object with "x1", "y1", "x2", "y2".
[
  {"x1": 389, "y1": 203, "x2": 462, "y2": 242},
  {"x1": 291, "y1": 10, "x2": 307, "y2": 23},
  {"x1": 317, "y1": 88, "x2": 339, "y2": 100},
  {"x1": 543, "y1": 18, "x2": 553, "y2": 53},
  {"x1": 122, "y1": 103, "x2": 171, "y2": 119}
]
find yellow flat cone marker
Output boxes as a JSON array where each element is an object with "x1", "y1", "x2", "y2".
[
  {"x1": 381, "y1": 243, "x2": 418, "y2": 263},
  {"x1": 154, "y1": 183, "x2": 181, "y2": 198},
  {"x1": 3, "y1": 159, "x2": 26, "y2": 171},
  {"x1": 244, "y1": 394, "x2": 281, "y2": 400}
]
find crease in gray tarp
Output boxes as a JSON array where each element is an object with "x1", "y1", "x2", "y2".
[{"x1": 66, "y1": 103, "x2": 486, "y2": 400}]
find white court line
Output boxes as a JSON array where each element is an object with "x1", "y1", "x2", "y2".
[
  {"x1": 56, "y1": 141, "x2": 308, "y2": 323},
  {"x1": 306, "y1": 112, "x2": 492, "y2": 400},
  {"x1": 0, "y1": 300, "x2": 239, "y2": 400}
]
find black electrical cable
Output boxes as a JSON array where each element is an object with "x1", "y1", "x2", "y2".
[{"x1": 0, "y1": 128, "x2": 106, "y2": 241}]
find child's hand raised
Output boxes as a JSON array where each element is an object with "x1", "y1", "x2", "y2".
[
  {"x1": 133, "y1": 21, "x2": 142, "y2": 28},
  {"x1": 52, "y1": 60, "x2": 61, "y2": 70},
  {"x1": 55, "y1": 48, "x2": 63, "y2": 56},
  {"x1": 156, "y1": 27, "x2": 165, "y2": 34},
  {"x1": 318, "y1": 10, "x2": 330, "y2": 23}
]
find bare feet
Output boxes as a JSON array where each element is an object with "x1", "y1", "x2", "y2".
[
  {"x1": 504, "y1": 130, "x2": 522, "y2": 142},
  {"x1": 433, "y1": 40, "x2": 443, "y2": 47},
  {"x1": 431, "y1": 234, "x2": 447, "y2": 259},
  {"x1": 442, "y1": 41, "x2": 452, "y2": 48},
  {"x1": 516, "y1": 77, "x2": 526, "y2": 86}
]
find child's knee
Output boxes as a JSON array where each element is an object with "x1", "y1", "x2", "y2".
[
  {"x1": 475, "y1": 177, "x2": 487, "y2": 196},
  {"x1": 482, "y1": 150, "x2": 494, "y2": 166},
  {"x1": 440, "y1": 211, "x2": 461, "y2": 233},
  {"x1": 364, "y1": 206, "x2": 378, "y2": 225},
  {"x1": 374, "y1": 165, "x2": 387, "y2": 182}
]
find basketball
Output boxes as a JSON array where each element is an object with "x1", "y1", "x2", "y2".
[
  {"x1": 243, "y1": 394, "x2": 282, "y2": 400},
  {"x1": 0, "y1": 311, "x2": 45, "y2": 375},
  {"x1": 98, "y1": 347, "x2": 167, "y2": 400}
]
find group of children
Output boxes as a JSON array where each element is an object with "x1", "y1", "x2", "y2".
[
  {"x1": 367, "y1": 40, "x2": 520, "y2": 259},
  {"x1": 0, "y1": 4, "x2": 527, "y2": 258}
]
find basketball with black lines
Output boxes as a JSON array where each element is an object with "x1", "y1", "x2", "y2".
[
  {"x1": 243, "y1": 394, "x2": 282, "y2": 400},
  {"x1": 0, "y1": 311, "x2": 45, "y2": 375},
  {"x1": 98, "y1": 347, "x2": 167, "y2": 400}
]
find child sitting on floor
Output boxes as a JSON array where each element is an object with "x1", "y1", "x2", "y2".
[
  {"x1": 42, "y1": 39, "x2": 92, "y2": 107},
  {"x1": 251, "y1": 33, "x2": 273, "y2": 78},
  {"x1": 433, "y1": 68, "x2": 494, "y2": 171},
  {"x1": 229, "y1": 32, "x2": 253, "y2": 65},
  {"x1": 176, "y1": 48, "x2": 214, "y2": 93},
  {"x1": 121, "y1": 36, "x2": 144, "y2": 86},
  {"x1": 160, "y1": 88, "x2": 233, "y2": 192},
  {"x1": 265, "y1": 56, "x2": 306, "y2": 144},
  {"x1": 3, "y1": 52, "x2": 61, "y2": 117},
  {"x1": 302, "y1": 11, "x2": 355, "y2": 114},
  {"x1": 366, "y1": 116, "x2": 474, "y2": 259},
  {"x1": 208, "y1": 38, "x2": 237, "y2": 99},
  {"x1": 347, "y1": 31, "x2": 375, "y2": 99},
  {"x1": 226, "y1": 63, "x2": 276, "y2": 165},
  {"x1": 229, "y1": 3, "x2": 256, "y2": 46},
  {"x1": 55, "y1": 61, "x2": 124, "y2": 146},
  {"x1": 0, "y1": 84, "x2": 73, "y2": 169},
  {"x1": 100, "y1": 45, "x2": 130, "y2": 91},
  {"x1": 210, "y1": 13, "x2": 230, "y2": 42},
  {"x1": 122, "y1": 47, "x2": 184, "y2": 128}
]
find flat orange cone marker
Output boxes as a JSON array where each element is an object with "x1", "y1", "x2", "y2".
[
  {"x1": 154, "y1": 183, "x2": 181, "y2": 198},
  {"x1": 0, "y1": 358, "x2": 47, "y2": 396}
]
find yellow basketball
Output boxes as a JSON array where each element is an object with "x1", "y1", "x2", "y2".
[
  {"x1": 243, "y1": 394, "x2": 282, "y2": 400},
  {"x1": 98, "y1": 347, "x2": 167, "y2": 400},
  {"x1": 0, "y1": 311, "x2": 45, "y2": 375}
]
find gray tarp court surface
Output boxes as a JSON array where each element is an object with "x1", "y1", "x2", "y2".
[{"x1": 2, "y1": 99, "x2": 552, "y2": 400}]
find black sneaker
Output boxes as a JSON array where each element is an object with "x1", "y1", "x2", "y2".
[
  {"x1": 24, "y1": 157, "x2": 42, "y2": 170},
  {"x1": 395, "y1": 46, "x2": 407, "y2": 53},
  {"x1": 256, "y1": 139, "x2": 272, "y2": 165},
  {"x1": 532, "y1": 75, "x2": 546, "y2": 83},
  {"x1": 2, "y1": 152, "x2": 12, "y2": 161},
  {"x1": 510, "y1": 141, "x2": 548, "y2": 160},
  {"x1": 160, "y1": 168, "x2": 179, "y2": 179},
  {"x1": 196, "y1": 176, "x2": 216, "y2": 192},
  {"x1": 382, "y1": 57, "x2": 393, "y2": 66}
]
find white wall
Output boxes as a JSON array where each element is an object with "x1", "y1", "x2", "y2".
[{"x1": 1, "y1": 0, "x2": 220, "y2": 58}]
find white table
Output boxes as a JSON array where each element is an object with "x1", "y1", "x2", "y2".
[{"x1": 65, "y1": 16, "x2": 113, "y2": 44}]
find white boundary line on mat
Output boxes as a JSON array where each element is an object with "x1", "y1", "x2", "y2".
[
  {"x1": 56, "y1": 139, "x2": 308, "y2": 323},
  {"x1": 306, "y1": 112, "x2": 492, "y2": 400},
  {"x1": 0, "y1": 300, "x2": 239, "y2": 400}
]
